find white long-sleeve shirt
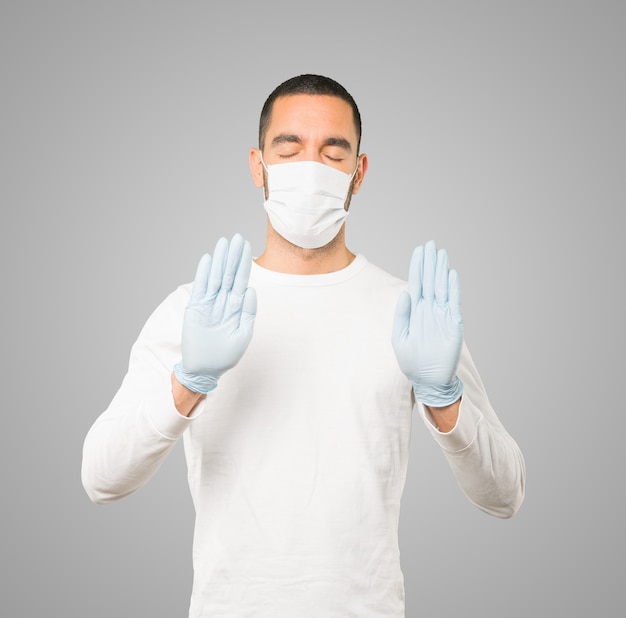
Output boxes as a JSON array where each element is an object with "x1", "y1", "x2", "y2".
[{"x1": 82, "y1": 254, "x2": 525, "y2": 617}]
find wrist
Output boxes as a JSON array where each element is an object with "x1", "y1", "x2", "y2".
[
  {"x1": 412, "y1": 375, "x2": 464, "y2": 408},
  {"x1": 173, "y1": 361, "x2": 218, "y2": 395},
  {"x1": 423, "y1": 397, "x2": 461, "y2": 433},
  {"x1": 171, "y1": 372, "x2": 206, "y2": 417}
]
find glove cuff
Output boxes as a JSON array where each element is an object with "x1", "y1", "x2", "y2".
[
  {"x1": 413, "y1": 375, "x2": 464, "y2": 407},
  {"x1": 173, "y1": 362, "x2": 218, "y2": 395}
]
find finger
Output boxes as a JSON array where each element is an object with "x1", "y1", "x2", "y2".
[
  {"x1": 408, "y1": 245, "x2": 424, "y2": 302},
  {"x1": 448, "y1": 269, "x2": 463, "y2": 323},
  {"x1": 422, "y1": 240, "x2": 437, "y2": 300},
  {"x1": 190, "y1": 253, "x2": 211, "y2": 301},
  {"x1": 391, "y1": 291, "x2": 411, "y2": 343},
  {"x1": 232, "y1": 239, "x2": 253, "y2": 297},
  {"x1": 435, "y1": 248, "x2": 449, "y2": 305},
  {"x1": 207, "y1": 237, "x2": 229, "y2": 295},
  {"x1": 222, "y1": 233, "x2": 245, "y2": 292}
]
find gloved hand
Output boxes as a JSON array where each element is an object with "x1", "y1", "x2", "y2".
[
  {"x1": 173, "y1": 233, "x2": 257, "y2": 394},
  {"x1": 392, "y1": 240, "x2": 464, "y2": 407}
]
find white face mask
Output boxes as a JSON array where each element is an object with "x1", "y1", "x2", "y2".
[{"x1": 262, "y1": 159, "x2": 357, "y2": 249}]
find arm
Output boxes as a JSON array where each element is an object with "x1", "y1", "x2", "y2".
[
  {"x1": 419, "y1": 341, "x2": 526, "y2": 518},
  {"x1": 81, "y1": 289, "x2": 196, "y2": 503},
  {"x1": 392, "y1": 241, "x2": 525, "y2": 517},
  {"x1": 81, "y1": 234, "x2": 256, "y2": 503}
]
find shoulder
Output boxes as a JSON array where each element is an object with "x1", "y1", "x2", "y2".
[
  {"x1": 135, "y1": 283, "x2": 192, "y2": 341},
  {"x1": 357, "y1": 256, "x2": 407, "y2": 293}
]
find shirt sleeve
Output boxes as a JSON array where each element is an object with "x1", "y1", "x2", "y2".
[
  {"x1": 81, "y1": 284, "x2": 204, "y2": 504},
  {"x1": 417, "y1": 341, "x2": 526, "y2": 518}
]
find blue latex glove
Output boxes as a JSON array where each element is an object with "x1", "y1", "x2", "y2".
[
  {"x1": 173, "y1": 233, "x2": 257, "y2": 394},
  {"x1": 392, "y1": 240, "x2": 464, "y2": 407}
]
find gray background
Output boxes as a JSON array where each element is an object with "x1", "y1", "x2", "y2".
[{"x1": 1, "y1": 1, "x2": 623, "y2": 616}]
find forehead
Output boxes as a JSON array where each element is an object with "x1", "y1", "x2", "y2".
[{"x1": 266, "y1": 94, "x2": 358, "y2": 144}]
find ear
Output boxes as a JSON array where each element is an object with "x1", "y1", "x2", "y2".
[
  {"x1": 249, "y1": 148, "x2": 265, "y2": 188},
  {"x1": 351, "y1": 153, "x2": 369, "y2": 195}
]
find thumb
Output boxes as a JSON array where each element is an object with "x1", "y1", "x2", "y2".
[
  {"x1": 392, "y1": 291, "x2": 411, "y2": 344},
  {"x1": 239, "y1": 287, "x2": 257, "y2": 334}
]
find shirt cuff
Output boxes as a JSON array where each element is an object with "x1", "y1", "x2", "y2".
[
  {"x1": 418, "y1": 391, "x2": 482, "y2": 452},
  {"x1": 142, "y1": 380, "x2": 207, "y2": 440}
]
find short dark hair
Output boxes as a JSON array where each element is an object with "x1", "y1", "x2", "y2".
[{"x1": 258, "y1": 74, "x2": 362, "y2": 153}]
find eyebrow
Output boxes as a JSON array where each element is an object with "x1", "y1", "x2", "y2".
[{"x1": 271, "y1": 134, "x2": 353, "y2": 152}]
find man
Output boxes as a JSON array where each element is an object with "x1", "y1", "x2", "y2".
[{"x1": 82, "y1": 74, "x2": 525, "y2": 617}]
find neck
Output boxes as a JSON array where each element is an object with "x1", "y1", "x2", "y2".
[{"x1": 254, "y1": 226, "x2": 356, "y2": 274}]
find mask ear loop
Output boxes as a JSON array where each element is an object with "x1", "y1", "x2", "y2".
[
  {"x1": 349, "y1": 157, "x2": 360, "y2": 181},
  {"x1": 259, "y1": 152, "x2": 270, "y2": 174}
]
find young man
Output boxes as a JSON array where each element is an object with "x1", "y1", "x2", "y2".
[{"x1": 82, "y1": 74, "x2": 525, "y2": 617}]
